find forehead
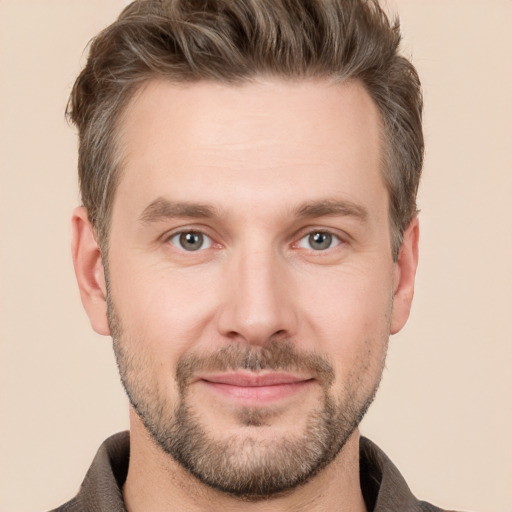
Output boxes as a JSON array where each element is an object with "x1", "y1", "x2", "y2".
[{"x1": 114, "y1": 78, "x2": 385, "y2": 219}]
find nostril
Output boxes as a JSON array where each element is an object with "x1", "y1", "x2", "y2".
[{"x1": 225, "y1": 330, "x2": 243, "y2": 340}]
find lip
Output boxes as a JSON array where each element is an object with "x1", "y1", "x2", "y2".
[{"x1": 197, "y1": 372, "x2": 315, "y2": 404}]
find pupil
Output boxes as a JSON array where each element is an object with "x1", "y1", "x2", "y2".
[
  {"x1": 180, "y1": 232, "x2": 202, "y2": 250},
  {"x1": 310, "y1": 232, "x2": 331, "y2": 250}
]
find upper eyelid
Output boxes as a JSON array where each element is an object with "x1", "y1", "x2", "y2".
[
  {"x1": 169, "y1": 230, "x2": 213, "y2": 250},
  {"x1": 296, "y1": 230, "x2": 342, "y2": 248},
  {"x1": 160, "y1": 225, "x2": 348, "y2": 248},
  {"x1": 292, "y1": 226, "x2": 348, "y2": 243},
  {"x1": 162, "y1": 225, "x2": 216, "y2": 241}
]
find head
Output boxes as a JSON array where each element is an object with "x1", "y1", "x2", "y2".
[
  {"x1": 68, "y1": 0, "x2": 423, "y2": 260},
  {"x1": 69, "y1": 0, "x2": 422, "y2": 501}
]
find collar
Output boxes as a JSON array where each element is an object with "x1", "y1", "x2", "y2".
[{"x1": 54, "y1": 432, "x2": 452, "y2": 511}]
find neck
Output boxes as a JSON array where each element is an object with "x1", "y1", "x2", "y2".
[{"x1": 123, "y1": 410, "x2": 367, "y2": 512}]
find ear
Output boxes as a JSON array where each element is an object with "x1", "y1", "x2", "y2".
[
  {"x1": 390, "y1": 216, "x2": 419, "y2": 335},
  {"x1": 71, "y1": 206, "x2": 110, "y2": 336}
]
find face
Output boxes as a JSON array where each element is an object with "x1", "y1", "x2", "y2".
[{"x1": 82, "y1": 78, "x2": 415, "y2": 497}]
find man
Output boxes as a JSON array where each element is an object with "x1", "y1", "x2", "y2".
[{"x1": 56, "y1": 0, "x2": 458, "y2": 510}]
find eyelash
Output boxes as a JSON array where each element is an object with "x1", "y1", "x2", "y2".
[
  {"x1": 166, "y1": 227, "x2": 344, "y2": 253},
  {"x1": 296, "y1": 230, "x2": 343, "y2": 251},
  {"x1": 168, "y1": 230, "x2": 214, "y2": 252}
]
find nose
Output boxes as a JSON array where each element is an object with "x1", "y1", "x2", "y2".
[{"x1": 216, "y1": 244, "x2": 297, "y2": 346}]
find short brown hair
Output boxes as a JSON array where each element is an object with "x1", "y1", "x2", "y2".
[{"x1": 67, "y1": 0, "x2": 423, "y2": 259}]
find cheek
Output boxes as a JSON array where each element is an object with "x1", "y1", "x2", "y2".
[
  {"x1": 107, "y1": 257, "x2": 221, "y2": 362},
  {"x1": 295, "y1": 264, "x2": 393, "y2": 373}
]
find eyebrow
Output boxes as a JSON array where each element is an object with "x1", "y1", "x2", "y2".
[
  {"x1": 139, "y1": 197, "x2": 369, "y2": 224},
  {"x1": 295, "y1": 199, "x2": 368, "y2": 222},
  {"x1": 139, "y1": 198, "x2": 217, "y2": 223}
]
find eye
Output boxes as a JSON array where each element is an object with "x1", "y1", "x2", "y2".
[
  {"x1": 169, "y1": 231, "x2": 212, "y2": 251},
  {"x1": 297, "y1": 231, "x2": 341, "y2": 251}
]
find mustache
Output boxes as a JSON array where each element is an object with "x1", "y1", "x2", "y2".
[{"x1": 175, "y1": 340, "x2": 334, "y2": 392}]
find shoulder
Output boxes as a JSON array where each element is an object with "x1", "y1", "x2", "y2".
[
  {"x1": 47, "y1": 432, "x2": 129, "y2": 512},
  {"x1": 360, "y1": 437, "x2": 465, "y2": 512}
]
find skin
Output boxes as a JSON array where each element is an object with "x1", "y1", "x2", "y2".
[{"x1": 72, "y1": 78, "x2": 419, "y2": 512}]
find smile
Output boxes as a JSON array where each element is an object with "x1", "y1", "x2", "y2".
[{"x1": 198, "y1": 372, "x2": 316, "y2": 404}]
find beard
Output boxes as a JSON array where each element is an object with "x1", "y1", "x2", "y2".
[{"x1": 108, "y1": 298, "x2": 387, "y2": 499}]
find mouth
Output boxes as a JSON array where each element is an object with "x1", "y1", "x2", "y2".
[{"x1": 197, "y1": 372, "x2": 316, "y2": 405}]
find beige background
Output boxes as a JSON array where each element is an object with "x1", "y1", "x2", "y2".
[{"x1": 1, "y1": 1, "x2": 511, "y2": 511}]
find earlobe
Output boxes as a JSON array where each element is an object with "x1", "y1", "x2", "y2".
[
  {"x1": 71, "y1": 207, "x2": 111, "y2": 336},
  {"x1": 390, "y1": 217, "x2": 420, "y2": 335}
]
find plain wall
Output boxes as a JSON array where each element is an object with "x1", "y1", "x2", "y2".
[{"x1": 0, "y1": 1, "x2": 511, "y2": 511}]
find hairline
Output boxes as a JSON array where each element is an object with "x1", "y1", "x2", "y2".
[{"x1": 95, "y1": 74, "x2": 403, "y2": 262}]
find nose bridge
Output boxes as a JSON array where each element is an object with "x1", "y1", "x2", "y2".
[{"x1": 217, "y1": 236, "x2": 296, "y2": 344}]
